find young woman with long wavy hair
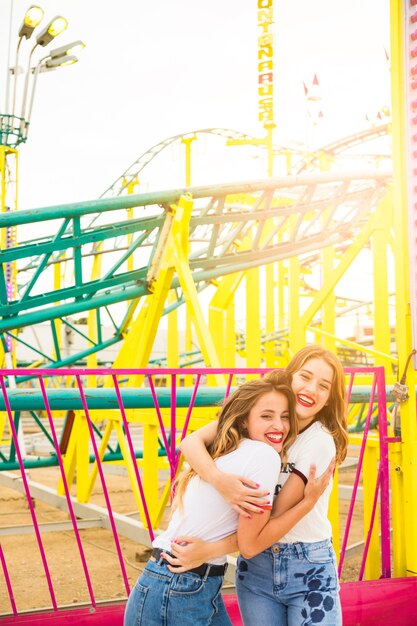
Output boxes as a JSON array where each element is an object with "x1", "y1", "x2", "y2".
[{"x1": 172, "y1": 345, "x2": 348, "y2": 625}]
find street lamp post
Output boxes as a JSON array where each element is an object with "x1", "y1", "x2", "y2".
[
  {"x1": 1, "y1": 7, "x2": 84, "y2": 147},
  {"x1": 19, "y1": 15, "x2": 69, "y2": 137},
  {"x1": 8, "y1": 5, "x2": 44, "y2": 121},
  {"x1": 0, "y1": 5, "x2": 85, "y2": 367}
]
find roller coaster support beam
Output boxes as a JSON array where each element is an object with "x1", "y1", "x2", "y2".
[
  {"x1": 372, "y1": 203, "x2": 392, "y2": 371},
  {"x1": 390, "y1": 0, "x2": 417, "y2": 577},
  {"x1": 0, "y1": 172, "x2": 391, "y2": 231},
  {"x1": 0, "y1": 170, "x2": 391, "y2": 372},
  {"x1": 59, "y1": 194, "x2": 224, "y2": 515},
  {"x1": 209, "y1": 271, "x2": 245, "y2": 368},
  {"x1": 112, "y1": 193, "x2": 223, "y2": 381},
  {"x1": 296, "y1": 195, "x2": 392, "y2": 352},
  {"x1": 321, "y1": 201, "x2": 336, "y2": 352},
  {"x1": 288, "y1": 214, "x2": 302, "y2": 354},
  {"x1": 87, "y1": 244, "x2": 103, "y2": 376},
  {"x1": 181, "y1": 134, "x2": 197, "y2": 186},
  {"x1": 0, "y1": 145, "x2": 18, "y2": 366},
  {"x1": 246, "y1": 266, "x2": 262, "y2": 373}
]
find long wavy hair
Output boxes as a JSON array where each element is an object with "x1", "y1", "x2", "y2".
[
  {"x1": 174, "y1": 370, "x2": 297, "y2": 510},
  {"x1": 286, "y1": 344, "x2": 348, "y2": 464}
]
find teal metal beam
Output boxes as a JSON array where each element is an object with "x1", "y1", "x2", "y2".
[
  {"x1": 20, "y1": 219, "x2": 70, "y2": 301},
  {"x1": 14, "y1": 335, "x2": 122, "y2": 378},
  {"x1": 100, "y1": 231, "x2": 151, "y2": 282},
  {"x1": 0, "y1": 284, "x2": 147, "y2": 331},
  {"x1": 61, "y1": 318, "x2": 98, "y2": 346},
  {"x1": 0, "y1": 266, "x2": 9, "y2": 305},
  {"x1": 0, "y1": 268, "x2": 149, "y2": 316},
  {"x1": 6, "y1": 331, "x2": 54, "y2": 362},
  {"x1": 73, "y1": 217, "x2": 83, "y2": 290},
  {"x1": 1, "y1": 447, "x2": 169, "y2": 471},
  {"x1": 0, "y1": 386, "x2": 395, "y2": 411},
  {"x1": 0, "y1": 215, "x2": 161, "y2": 263},
  {"x1": 0, "y1": 172, "x2": 390, "y2": 228}
]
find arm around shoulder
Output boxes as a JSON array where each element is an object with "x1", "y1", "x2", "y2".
[
  {"x1": 180, "y1": 427, "x2": 270, "y2": 516},
  {"x1": 179, "y1": 421, "x2": 219, "y2": 484}
]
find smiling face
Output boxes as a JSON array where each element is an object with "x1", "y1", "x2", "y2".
[
  {"x1": 243, "y1": 390, "x2": 290, "y2": 453},
  {"x1": 291, "y1": 357, "x2": 334, "y2": 427}
]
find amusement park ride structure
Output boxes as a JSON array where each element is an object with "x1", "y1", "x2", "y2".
[{"x1": 1, "y1": 0, "x2": 417, "y2": 623}]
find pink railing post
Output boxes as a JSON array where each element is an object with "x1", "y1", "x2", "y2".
[
  {"x1": 147, "y1": 375, "x2": 174, "y2": 468},
  {"x1": 75, "y1": 375, "x2": 131, "y2": 594},
  {"x1": 170, "y1": 374, "x2": 177, "y2": 486},
  {"x1": 359, "y1": 471, "x2": 382, "y2": 580},
  {"x1": 376, "y1": 366, "x2": 391, "y2": 577},
  {"x1": 111, "y1": 374, "x2": 155, "y2": 542},
  {"x1": 0, "y1": 375, "x2": 58, "y2": 611},
  {"x1": 339, "y1": 367, "x2": 392, "y2": 581},
  {"x1": 0, "y1": 543, "x2": 17, "y2": 615},
  {"x1": 176, "y1": 373, "x2": 201, "y2": 470},
  {"x1": 225, "y1": 373, "x2": 234, "y2": 398},
  {"x1": 38, "y1": 375, "x2": 97, "y2": 606},
  {"x1": 338, "y1": 371, "x2": 378, "y2": 576}
]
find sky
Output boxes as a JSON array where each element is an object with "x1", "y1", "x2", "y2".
[{"x1": 0, "y1": 0, "x2": 391, "y2": 211}]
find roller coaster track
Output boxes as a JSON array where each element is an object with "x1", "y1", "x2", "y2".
[
  {"x1": 100, "y1": 124, "x2": 390, "y2": 197},
  {"x1": 100, "y1": 128, "x2": 271, "y2": 199},
  {"x1": 0, "y1": 170, "x2": 390, "y2": 368},
  {"x1": 47, "y1": 124, "x2": 390, "y2": 282},
  {"x1": 291, "y1": 124, "x2": 390, "y2": 173},
  {"x1": 92, "y1": 125, "x2": 390, "y2": 278}
]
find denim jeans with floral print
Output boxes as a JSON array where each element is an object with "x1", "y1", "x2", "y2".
[{"x1": 236, "y1": 538, "x2": 342, "y2": 626}]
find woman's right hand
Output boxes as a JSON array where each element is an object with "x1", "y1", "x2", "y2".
[
  {"x1": 303, "y1": 458, "x2": 335, "y2": 508},
  {"x1": 212, "y1": 472, "x2": 270, "y2": 517}
]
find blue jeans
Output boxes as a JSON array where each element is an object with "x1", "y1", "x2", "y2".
[
  {"x1": 124, "y1": 557, "x2": 232, "y2": 626},
  {"x1": 236, "y1": 539, "x2": 342, "y2": 626}
]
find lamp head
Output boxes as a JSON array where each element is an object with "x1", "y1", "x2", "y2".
[
  {"x1": 49, "y1": 40, "x2": 85, "y2": 60},
  {"x1": 45, "y1": 55, "x2": 78, "y2": 69},
  {"x1": 36, "y1": 16, "x2": 68, "y2": 47},
  {"x1": 18, "y1": 5, "x2": 44, "y2": 39}
]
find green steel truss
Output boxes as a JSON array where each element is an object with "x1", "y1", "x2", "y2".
[{"x1": 0, "y1": 170, "x2": 391, "y2": 367}]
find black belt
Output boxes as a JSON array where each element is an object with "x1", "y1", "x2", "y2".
[{"x1": 151, "y1": 548, "x2": 227, "y2": 578}]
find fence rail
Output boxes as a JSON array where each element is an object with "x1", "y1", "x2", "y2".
[{"x1": 0, "y1": 367, "x2": 391, "y2": 620}]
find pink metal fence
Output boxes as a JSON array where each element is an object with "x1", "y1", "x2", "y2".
[
  {"x1": 337, "y1": 366, "x2": 391, "y2": 579},
  {"x1": 0, "y1": 366, "x2": 391, "y2": 622}
]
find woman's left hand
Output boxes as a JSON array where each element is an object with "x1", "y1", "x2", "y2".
[{"x1": 162, "y1": 536, "x2": 210, "y2": 573}]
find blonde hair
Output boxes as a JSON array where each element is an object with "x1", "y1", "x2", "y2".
[
  {"x1": 286, "y1": 344, "x2": 348, "y2": 464},
  {"x1": 174, "y1": 370, "x2": 297, "y2": 509}
]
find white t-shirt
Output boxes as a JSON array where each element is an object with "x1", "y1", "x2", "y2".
[
  {"x1": 153, "y1": 438, "x2": 281, "y2": 564},
  {"x1": 276, "y1": 420, "x2": 335, "y2": 543}
]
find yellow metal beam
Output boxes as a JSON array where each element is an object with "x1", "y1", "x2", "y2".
[
  {"x1": 181, "y1": 135, "x2": 197, "y2": 186},
  {"x1": 246, "y1": 267, "x2": 261, "y2": 371},
  {"x1": 171, "y1": 195, "x2": 223, "y2": 384},
  {"x1": 167, "y1": 291, "x2": 179, "y2": 368},
  {"x1": 265, "y1": 263, "x2": 276, "y2": 367},
  {"x1": 209, "y1": 272, "x2": 244, "y2": 367},
  {"x1": 288, "y1": 215, "x2": 302, "y2": 352},
  {"x1": 372, "y1": 225, "x2": 392, "y2": 372},
  {"x1": 390, "y1": 0, "x2": 417, "y2": 577},
  {"x1": 299, "y1": 195, "x2": 392, "y2": 331}
]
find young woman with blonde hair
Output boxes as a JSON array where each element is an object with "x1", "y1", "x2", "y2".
[{"x1": 174, "y1": 345, "x2": 348, "y2": 625}]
